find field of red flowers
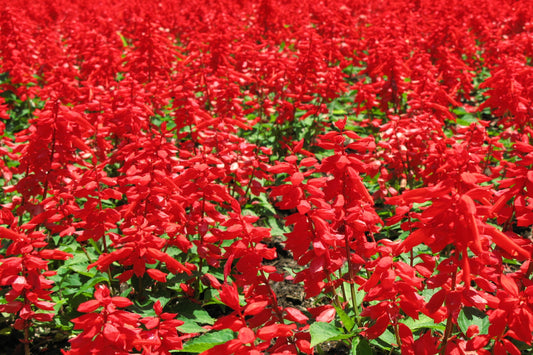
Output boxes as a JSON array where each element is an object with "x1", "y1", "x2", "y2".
[{"x1": 1, "y1": 0, "x2": 532, "y2": 354}]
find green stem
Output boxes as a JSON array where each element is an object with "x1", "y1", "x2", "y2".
[
  {"x1": 325, "y1": 273, "x2": 343, "y2": 310},
  {"x1": 339, "y1": 269, "x2": 347, "y2": 302},
  {"x1": 344, "y1": 231, "x2": 360, "y2": 323}
]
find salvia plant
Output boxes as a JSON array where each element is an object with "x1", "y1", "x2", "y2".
[{"x1": 0, "y1": 0, "x2": 532, "y2": 354}]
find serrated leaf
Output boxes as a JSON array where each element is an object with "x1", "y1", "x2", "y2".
[
  {"x1": 309, "y1": 322, "x2": 351, "y2": 348},
  {"x1": 457, "y1": 307, "x2": 489, "y2": 335},
  {"x1": 352, "y1": 337, "x2": 373, "y2": 355},
  {"x1": 177, "y1": 329, "x2": 234, "y2": 353}
]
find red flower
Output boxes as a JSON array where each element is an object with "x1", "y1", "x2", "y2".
[{"x1": 67, "y1": 285, "x2": 141, "y2": 354}]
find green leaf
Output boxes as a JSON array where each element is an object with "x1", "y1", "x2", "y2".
[
  {"x1": 187, "y1": 308, "x2": 215, "y2": 325},
  {"x1": 120, "y1": 285, "x2": 133, "y2": 298},
  {"x1": 174, "y1": 300, "x2": 215, "y2": 326},
  {"x1": 257, "y1": 193, "x2": 277, "y2": 215},
  {"x1": 69, "y1": 263, "x2": 96, "y2": 277},
  {"x1": 375, "y1": 328, "x2": 395, "y2": 351},
  {"x1": 87, "y1": 239, "x2": 102, "y2": 254},
  {"x1": 503, "y1": 257, "x2": 521, "y2": 266},
  {"x1": 267, "y1": 216, "x2": 288, "y2": 237},
  {"x1": 457, "y1": 307, "x2": 489, "y2": 336},
  {"x1": 75, "y1": 276, "x2": 108, "y2": 296},
  {"x1": 177, "y1": 318, "x2": 209, "y2": 334},
  {"x1": 116, "y1": 31, "x2": 129, "y2": 47},
  {"x1": 59, "y1": 274, "x2": 82, "y2": 296},
  {"x1": 333, "y1": 109, "x2": 347, "y2": 115},
  {"x1": 351, "y1": 337, "x2": 373, "y2": 355},
  {"x1": 57, "y1": 250, "x2": 95, "y2": 278},
  {"x1": 309, "y1": 322, "x2": 351, "y2": 348},
  {"x1": 177, "y1": 329, "x2": 234, "y2": 353},
  {"x1": 456, "y1": 114, "x2": 477, "y2": 126},
  {"x1": 401, "y1": 314, "x2": 446, "y2": 332},
  {"x1": 52, "y1": 235, "x2": 61, "y2": 245},
  {"x1": 333, "y1": 303, "x2": 355, "y2": 332}
]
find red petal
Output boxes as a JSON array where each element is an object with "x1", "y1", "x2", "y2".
[
  {"x1": 39, "y1": 249, "x2": 73, "y2": 260},
  {"x1": 365, "y1": 314, "x2": 389, "y2": 339},
  {"x1": 0, "y1": 227, "x2": 25, "y2": 242},
  {"x1": 34, "y1": 301, "x2": 55, "y2": 311},
  {"x1": 399, "y1": 323, "x2": 414, "y2": 355},
  {"x1": 396, "y1": 229, "x2": 430, "y2": 255},
  {"x1": 238, "y1": 327, "x2": 255, "y2": 344},
  {"x1": 316, "y1": 307, "x2": 335, "y2": 322},
  {"x1": 32, "y1": 313, "x2": 54, "y2": 322},
  {"x1": 111, "y1": 297, "x2": 133, "y2": 308},
  {"x1": 0, "y1": 301, "x2": 23, "y2": 313},
  {"x1": 290, "y1": 172, "x2": 304, "y2": 186},
  {"x1": 103, "y1": 323, "x2": 120, "y2": 343},
  {"x1": 244, "y1": 301, "x2": 269, "y2": 316},
  {"x1": 141, "y1": 316, "x2": 160, "y2": 330},
  {"x1": 153, "y1": 300, "x2": 163, "y2": 315},
  {"x1": 78, "y1": 300, "x2": 101, "y2": 313},
  {"x1": 12, "y1": 276, "x2": 28, "y2": 292},
  {"x1": 486, "y1": 226, "x2": 530, "y2": 260},
  {"x1": 500, "y1": 274, "x2": 519, "y2": 297},
  {"x1": 458, "y1": 194, "x2": 476, "y2": 215},
  {"x1": 219, "y1": 283, "x2": 240, "y2": 311},
  {"x1": 147, "y1": 268, "x2": 168, "y2": 283},
  {"x1": 284, "y1": 307, "x2": 309, "y2": 324}
]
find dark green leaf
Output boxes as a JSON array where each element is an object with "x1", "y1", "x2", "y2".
[
  {"x1": 401, "y1": 314, "x2": 445, "y2": 332},
  {"x1": 177, "y1": 329, "x2": 234, "y2": 353},
  {"x1": 352, "y1": 337, "x2": 373, "y2": 355},
  {"x1": 174, "y1": 300, "x2": 215, "y2": 325},
  {"x1": 310, "y1": 322, "x2": 351, "y2": 348},
  {"x1": 177, "y1": 319, "x2": 209, "y2": 334},
  {"x1": 375, "y1": 328, "x2": 395, "y2": 351},
  {"x1": 457, "y1": 307, "x2": 489, "y2": 336},
  {"x1": 75, "y1": 277, "x2": 108, "y2": 296}
]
